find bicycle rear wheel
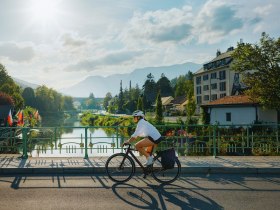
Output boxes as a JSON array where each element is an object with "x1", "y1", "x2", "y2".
[
  {"x1": 105, "y1": 153, "x2": 135, "y2": 183},
  {"x1": 151, "y1": 157, "x2": 181, "y2": 184}
]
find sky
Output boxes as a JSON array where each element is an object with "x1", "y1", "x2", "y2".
[{"x1": 0, "y1": 0, "x2": 279, "y2": 90}]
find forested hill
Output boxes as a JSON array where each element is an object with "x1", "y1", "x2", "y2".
[{"x1": 60, "y1": 62, "x2": 201, "y2": 97}]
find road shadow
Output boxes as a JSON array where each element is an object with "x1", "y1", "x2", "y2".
[
  {"x1": 6, "y1": 174, "x2": 111, "y2": 190},
  {"x1": 112, "y1": 183, "x2": 160, "y2": 209},
  {"x1": 150, "y1": 183, "x2": 224, "y2": 210},
  {"x1": 112, "y1": 182, "x2": 224, "y2": 210}
]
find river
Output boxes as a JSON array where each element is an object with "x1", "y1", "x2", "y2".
[{"x1": 30, "y1": 115, "x2": 125, "y2": 157}]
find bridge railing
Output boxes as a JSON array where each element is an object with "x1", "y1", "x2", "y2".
[{"x1": 0, "y1": 124, "x2": 279, "y2": 158}]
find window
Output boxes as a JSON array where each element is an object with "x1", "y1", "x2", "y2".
[
  {"x1": 211, "y1": 83, "x2": 217, "y2": 89},
  {"x1": 196, "y1": 76, "x2": 201, "y2": 85},
  {"x1": 211, "y1": 94, "x2": 217, "y2": 101},
  {"x1": 197, "y1": 96, "x2": 202, "y2": 104},
  {"x1": 220, "y1": 82, "x2": 226, "y2": 91},
  {"x1": 204, "y1": 95, "x2": 209, "y2": 101},
  {"x1": 226, "y1": 113, "x2": 231, "y2": 122},
  {"x1": 219, "y1": 70, "x2": 226, "y2": 80},
  {"x1": 211, "y1": 72, "x2": 217, "y2": 79},
  {"x1": 220, "y1": 93, "x2": 226, "y2": 98},
  {"x1": 203, "y1": 74, "x2": 209, "y2": 81},
  {"x1": 203, "y1": 85, "x2": 209, "y2": 91},
  {"x1": 196, "y1": 86, "x2": 202, "y2": 94}
]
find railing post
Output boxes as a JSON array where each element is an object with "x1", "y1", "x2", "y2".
[
  {"x1": 213, "y1": 124, "x2": 217, "y2": 158},
  {"x1": 277, "y1": 127, "x2": 279, "y2": 154},
  {"x1": 22, "y1": 128, "x2": 28, "y2": 159},
  {"x1": 84, "y1": 127, "x2": 88, "y2": 159},
  {"x1": 54, "y1": 127, "x2": 57, "y2": 149}
]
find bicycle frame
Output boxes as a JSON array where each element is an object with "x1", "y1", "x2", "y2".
[{"x1": 121, "y1": 144, "x2": 158, "y2": 173}]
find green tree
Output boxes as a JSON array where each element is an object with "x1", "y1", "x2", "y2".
[
  {"x1": 22, "y1": 87, "x2": 36, "y2": 107},
  {"x1": 174, "y1": 74, "x2": 194, "y2": 97},
  {"x1": 155, "y1": 92, "x2": 163, "y2": 123},
  {"x1": 63, "y1": 96, "x2": 75, "y2": 111},
  {"x1": 103, "y1": 92, "x2": 113, "y2": 111},
  {"x1": 0, "y1": 64, "x2": 24, "y2": 110},
  {"x1": 0, "y1": 64, "x2": 13, "y2": 85},
  {"x1": 231, "y1": 32, "x2": 280, "y2": 121},
  {"x1": 35, "y1": 85, "x2": 68, "y2": 115},
  {"x1": 118, "y1": 80, "x2": 125, "y2": 113},
  {"x1": 157, "y1": 73, "x2": 173, "y2": 97},
  {"x1": 137, "y1": 96, "x2": 144, "y2": 111},
  {"x1": 85, "y1": 93, "x2": 98, "y2": 109},
  {"x1": 186, "y1": 92, "x2": 196, "y2": 125},
  {"x1": 143, "y1": 73, "x2": 157, "y2": 109}
]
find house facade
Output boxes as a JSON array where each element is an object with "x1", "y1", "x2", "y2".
[
  {"x1": 202, "y1": 95, "x2": 277, "y2": 125},
  {"x1": 193, "y1": 47, "x2": 246, "y2": 114}
]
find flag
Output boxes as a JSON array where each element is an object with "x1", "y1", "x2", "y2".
[
  {"x1": 17, "y1": 110, "x2": 24, "y2": 126},
  {"x1": 7, "y1": 110, "x2": 13, "y2": 126}
]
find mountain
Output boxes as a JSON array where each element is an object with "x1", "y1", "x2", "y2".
[
  {"x1": 13, "y1": 77, "x2": 40, "y2": 89},
  {"x1": 60, "y1": 62, "x2": 202, "y2": 97}
]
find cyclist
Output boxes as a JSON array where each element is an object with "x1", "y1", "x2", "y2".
[{"x1": 123, "y1": 110, "x2": 163, "y2": 166}]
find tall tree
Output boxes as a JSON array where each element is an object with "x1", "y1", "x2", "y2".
[
  {"x1": 0, "y1": 64, "x2": 24, "y2": 110},
  {"x1": 143, "y1": 73, "x2": 157, "y2": 109},
  {"x1": 157, "y1": 73, "x2": 173, "y2": 97},
  {"x1": 137, "y1": 96, "x2": 144, "y2": 111},
  {"x1": 174, "y1": 75, "x2": 194, "y2": 97},
  {"x1": 118, "y1": 80, "x2": 124, "y2": 112},
  {"x1": 22, "y1": 87, "x2": 36, "y2": 107},
  {"x1": 155, "y1": 92, "x2": 163, "y2": 123},
  {"x1": 103, "y1": 92, "x2": 113, "y2": 111},
  {"x1": 231, "y1": 32, "x2": 280, "y2": 121},
  {"x1": 0, "y1": 64, "x2": 13, "y2": 85},
  {"x1": 186, "y1": 92, "x2": 196, "y2": 125}
]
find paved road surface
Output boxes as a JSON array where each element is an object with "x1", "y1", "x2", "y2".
[{"x1": 0, "y1": 174, "x2": 280, "y2": 210}]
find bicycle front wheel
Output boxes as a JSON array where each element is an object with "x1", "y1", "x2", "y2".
[
  {"x1": 105, "y1": 153, "x2": 135, "y2": 183},
  {"x1": 151, "y1": 157, "x2": 181, "y2": 184}
]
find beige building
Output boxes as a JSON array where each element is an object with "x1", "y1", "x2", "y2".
[{"x1": 193, "y1": 47, "x2": 245, "y2": 113}]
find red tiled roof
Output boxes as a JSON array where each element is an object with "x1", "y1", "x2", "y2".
[{"x1": 204, "y1": 95, "x2": 257, "y2": 106}]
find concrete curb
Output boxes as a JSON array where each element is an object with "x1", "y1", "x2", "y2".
[{"x1": 1, "y1": 167, "x2": 280, "y2": 175}]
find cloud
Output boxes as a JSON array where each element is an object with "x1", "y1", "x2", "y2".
[
  {"x1": 122, "y1": 6, "x2": 193, "y2": 44},
  {"x1": 121, "y1": 1, "x2": 247, "y2": 45},
  {"x1": 194, "y1": 0, "x2": 244, "y2": 44},
  {"x1": 254, "y1": 4, "x2": 273, "y2": 16},
  {"x1": 0, "y1": 43, "x2": 35, "y2": 62},
  {"x1": 65, "y1": 50, "x2": 144, "y2": 72},
  {"x1": 61, "y1": 34, "x2": 87, "y2": 48}
]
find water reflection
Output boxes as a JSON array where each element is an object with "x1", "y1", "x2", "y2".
[{"x1": 31, "y1": 115, "x2": 125, "y2": 157}]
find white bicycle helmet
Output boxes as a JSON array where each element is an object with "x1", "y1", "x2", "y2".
[{"x1": 132, "y1": 110, "x2": 145, "y2": 117}]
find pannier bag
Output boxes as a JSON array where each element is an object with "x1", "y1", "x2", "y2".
[{"x1": 160, "y1": 148, "x2": 176, "y2": 169}]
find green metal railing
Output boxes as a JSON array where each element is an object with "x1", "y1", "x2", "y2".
[{"x1": 0, "y1": 124, "x2": 279, "y2": 158}]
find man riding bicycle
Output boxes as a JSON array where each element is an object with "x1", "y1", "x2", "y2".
[{"x1": 123, "y1": 110, "x2": 163, "y2": 166}]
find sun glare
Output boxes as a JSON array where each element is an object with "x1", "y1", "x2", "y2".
[{"x1": 29, "y1": 0, "x2": 60, "y2": 23}]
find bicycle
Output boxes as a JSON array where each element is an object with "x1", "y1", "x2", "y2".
[{"x1": 105, "y1": 143, "x2": 181, "y2": 184}]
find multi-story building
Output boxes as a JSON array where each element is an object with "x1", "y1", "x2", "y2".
[{"x1": 193, "y1": 47, "x2": 245, "y2": 113}]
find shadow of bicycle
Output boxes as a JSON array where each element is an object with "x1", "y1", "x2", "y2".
[{"x1": 112, "y1": 182, "x2": 224, "y2": 210}]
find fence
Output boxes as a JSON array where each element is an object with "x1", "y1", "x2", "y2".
[{"x1": 0, "y1": 124, "x2": 279, "y2": 158}]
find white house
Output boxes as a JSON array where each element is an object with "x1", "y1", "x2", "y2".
[{"x1": 202, "y1": 95, "x2": 277, "y2": 125}]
